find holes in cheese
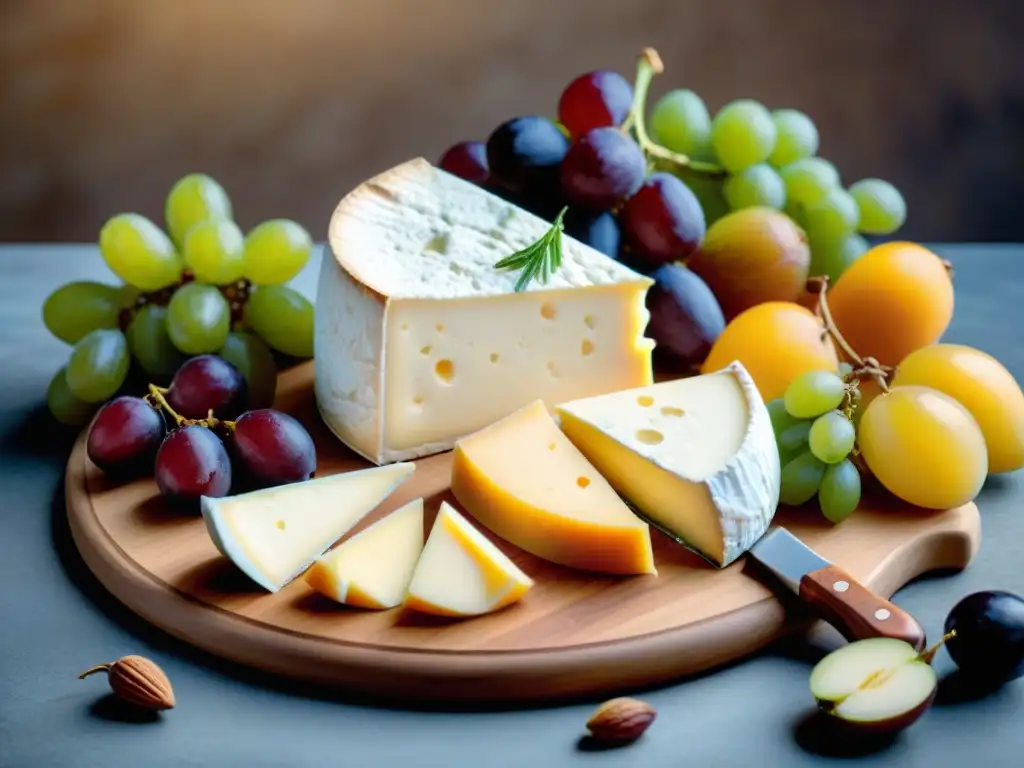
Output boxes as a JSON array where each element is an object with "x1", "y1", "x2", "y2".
[
  {"x1": 313, "y1": 157, "x2": 654, "y2": 466},
  {"x1": 304, "y1": 497, "x2": 425, "y2": 610},
  {"x1": 450, "y1": 399, "x2": 656, "y2": 575},
  {"x1": 404, "y1": 501, "x2": 533, "y2": 617},
  {"x1": 200, "y1": 463, "x2": 417, "y2": 593},
  {"x1": 555, "y1": 361, "x2": 781, "y2": 568}
]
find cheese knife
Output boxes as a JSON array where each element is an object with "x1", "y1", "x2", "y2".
[{"x1": 748, "y1": 527, "x2": 927, "y2": 651}]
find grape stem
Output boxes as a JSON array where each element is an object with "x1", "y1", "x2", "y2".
[
  {"x1": 625, "y1": 47, "x2": 727, "y2": 178},
  {"x1": 919, "y1": 629, "x2": 956, "y2": 665},
  {"x1": 807, "y1": 276, "x2": 892, "y2": 395},
  {"x1": 147, "y1": 384, "x2": 184, "y2": 426},
  {"x1": 146, "y1": 384, "x2": 223, "y2": 430}
]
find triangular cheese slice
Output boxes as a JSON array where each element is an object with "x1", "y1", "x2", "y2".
[
  {"x1": 555, "y1": 361, "x2": 780, "y2": 567},
  {"x1": 404, "y1": 501, "x2": 533, "y2": 617},
  {"x1": 451, "y1": 399, "x2": 654, "y2": 574},
  {"x1": 201, "y1": 463, "x2": 416, "y2": 592},
  {"x1": 304, "y1": 497, "x2": 425, "y2": 609}
]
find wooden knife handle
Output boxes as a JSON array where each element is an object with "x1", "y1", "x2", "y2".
[{"x1": 798, "y1": 564, "x2": 926, "y2": 651}]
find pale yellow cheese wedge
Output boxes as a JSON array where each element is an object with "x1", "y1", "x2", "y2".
[
  {"x1": 200, "y1": 463, "x2": 415, "y2": 593},
  {"x1": 304, "y1": 497, "x2": 425, "y2": 609},
  {"x1": 403, "y1": 501, "x2": 533, "y2": 617},
  {"x1": 450, "y1": 399, "x2": 655, "y2": 575}
]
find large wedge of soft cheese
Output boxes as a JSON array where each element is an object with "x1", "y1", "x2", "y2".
[
  {"x1": 451, "y1": 399, "x2": 655, "y2": 574},
  {"x1": 304, "y1": 497, "x2": 424, "y2": 609},
  {"x1": 314, "y1": 157, "x2": 655, "y2": 465},
  {"x1": 404, "y1": 501, "x2": 534, "y2": 617},
  {"x1": 201, "y1": 463, "x2": 415, "y2": 592},
  {"x1": 555, "y1": 361, "x2": 781, "y2": 567}
]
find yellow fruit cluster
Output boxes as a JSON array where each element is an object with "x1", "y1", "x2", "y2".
[{"x1": 700, "y1": 240, "x2": 1024, "y2": 511}]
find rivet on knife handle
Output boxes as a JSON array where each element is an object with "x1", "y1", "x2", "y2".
[{"x1": 798, "y1": 564, "x2": 927, "y2": 651}]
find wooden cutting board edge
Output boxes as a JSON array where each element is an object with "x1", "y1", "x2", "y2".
[{"x1": 64, "y1": 428, "x2": 982, "y2": 706}]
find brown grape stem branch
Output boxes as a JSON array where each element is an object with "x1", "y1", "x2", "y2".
[
  {"x1": 919, "y1": 629, "x2": 956, "y2": 665},
  {"x1": 807, "y1": 277, "x2": 892, "y2": 395},
  {"x1": 626, "y1": 47, "x2": 726, "y2": 178},
  {"x1": 146, "y1": 384, "x2": 222, "y2": 430}
]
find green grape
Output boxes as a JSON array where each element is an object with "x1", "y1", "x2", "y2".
[
  {"x1": 243, "y1": 219, "x2": 313, "y2": 285},
  {"x1": 814, "y1": 233, "x2": 869, "y2": 283},
  {"x1": 804, "y1": 187, "x2": 860, "y2": 247},
  {"x1": 166, "y1": 283, "x2": 231, "y2": 355},
  {"x1": 218, "y1": 331, "x2": 278, "y2": 409},
  {"x1": 165, "y1": 173, "x2": 233, "y2": 247},
  {"x1": 115, "y1": 283, "x2": 142, "y2": 310},
  {"x1": 126, "y1": 304, "x2": 185, "y2": 378},
  {"x1": 682, "y1": 174, "x2": 730, "y2": 226},
  {"x1": 819, "y1": 459, "x2": 862, "y2": 523},
  {"x1": 99, "y1": 213, "x2": 184, "y2": 291},
  {"x1": 65, "y1": 329, "x2": 130, "y2": 403},
  {"x1": 808, "y1": 410, "x2": 856, "y2": 464},
  {"x1": 47, "y1": 366, "x2": 99, "y2": 427},
  {"x1": 768, "y1": 109, "x2": 819, "y2": 167},
  {"x1": 767, "y1": 397, "x2": 811, "y2": 459},
  {"x1": 778, "y1": 420, "x2": 812, "y2": 460},
  {"x1": 183, "y1": 219, "x2": 246, "y2": 285},
  {"x1": 779, "y1": 157, "x2": 840, "y2": 207},
  {"x1": 244, "y1": 285, "x2": 314, "y2": 358},
  {"x1": 650, "y1": 89, "x2": 713, "y2": 159},
  {"x1": 710, "y1": 99, "x2": 777, "y2": 173},
  {"x1": 42, "y1": 281, "x2": 121, "y2": 344},
  {"x1": 723, "y1": 164, "x2": 786, "y2": 210},
  {"x1": 784, "y1": 370, "x2": 846, "y2": 418},
  {"x1": 848, "y1": 178, "x2": 906, "y2": 235},
  {"x1": 780, "y1": 451, "x2": 827, "y2": 506}
]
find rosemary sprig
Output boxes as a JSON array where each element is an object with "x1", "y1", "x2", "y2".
[{"x1": 493, "y1": 206, "x2": 568, "y2": 292}]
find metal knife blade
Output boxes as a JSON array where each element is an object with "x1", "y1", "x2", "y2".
[{"x1": 748, "y1": 527, "x2": 927, "y2": 650}]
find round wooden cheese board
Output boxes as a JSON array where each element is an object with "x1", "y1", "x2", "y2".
[{"x1": 65, "y1": 361, "x2": 982, "y2": 705}]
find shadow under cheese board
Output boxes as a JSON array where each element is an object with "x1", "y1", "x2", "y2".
[{"x1": 65, "y1": 360, "x2": 982, "y2": 705}]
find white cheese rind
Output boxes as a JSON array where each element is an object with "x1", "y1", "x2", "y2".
[
  {"x1": 555, "y1": 361, "x2": 781, "y2": 566},
  {"x1": 314, "y1": 157, "x2": 655, "y2": 465}
]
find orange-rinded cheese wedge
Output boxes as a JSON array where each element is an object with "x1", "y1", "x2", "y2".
[{"x1": 450, "y1": 399, "x2": 656, "y2": 575}]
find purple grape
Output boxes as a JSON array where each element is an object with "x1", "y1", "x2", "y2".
[
  {"x1": 167, "y1": 354, "x2": 248, "y2": 419},
  {"x1": 230, "y1": 409, "x2": 316, "y2": 488},
  {"x1": 154, "y1": 425, "x2": 232, "y2": 502},
  {"x1": 86, "y1": 396, "x2": 166, "y2": 478},
  {"x1": 560, "y1": 127, "x2": 646, "y2": 210}
]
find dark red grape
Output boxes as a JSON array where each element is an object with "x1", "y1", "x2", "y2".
[
  {"x1": 230, "y1": 409, "x2": 316, "y2": 488},
  {"x1": 485, "y1": 116, "x2": 568, "y2": 195},
  {"x1": 167, "y1": 354, "x2": 248, "y2": 420},
  {"x1": 620, "y1": 172, "x2": 706, "y2": 266},
  {"x1": 945, "y1": 590, "x2": 1024, "y2": 684},
  {"x1": 646, "y1": 263, "x2": 726, "y2": 370},
  {"x1": 560, "y1": 128, "x2": 645, "y2": 210},
  {"x1": 86, "y1": 396, "x2": 166, "y2": 478},
  {"x1": 564, "y1": 209, "x2": 621, "y2": 259},
  {"x1": 558, "y1": 71, "x2": 633, "y2": 137},
  {"x1": 154, "y1": 425, "x2": 232, "y2": 502},
  {"x1": 438, "y1": 141, "x2": 490, "y2": 185}
]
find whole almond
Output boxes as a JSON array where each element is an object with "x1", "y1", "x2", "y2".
[
  {"x1": 586, "y1": 697, "x2": 656, "y2": 743},
  {"x1": 78, "y1": 655, "x2": 176, "y2": 711}
]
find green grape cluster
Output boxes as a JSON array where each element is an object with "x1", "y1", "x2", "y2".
[
  {"x1": 768, "y1": 370, "x2": 863, "y2": 524},
  {"x1": 42, "y1": 173, "x2": 316, "y2": 427},
  {"x1": 649, "y1": 90, "x2": 907, "y2": 284}
]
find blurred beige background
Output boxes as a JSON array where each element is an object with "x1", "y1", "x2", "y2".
[{"x1": 2, "y1": 0, "x2": 1023, "y2": 243}]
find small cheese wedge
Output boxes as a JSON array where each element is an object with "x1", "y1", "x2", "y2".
[
  {"x1": 201, "y1": 463, "x2": 415, "y2": 593},
  {"x1": 313, "y1": 157, "x2": 655, "y2": 465},
  {"x1": 404, "y1": 501, "x2": 533, "y2": 617},
  {"x1": 451, "y1": 399, "x2": 655, "y2": 574},
  {"x1": 304, "y1": 497, "x2": 425, "y2": 609},
  {"x1": 555, "y1": 361, "x2": 781, "y2": 567}
]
